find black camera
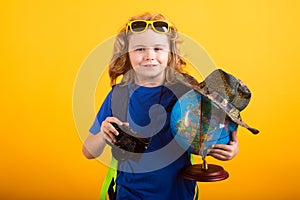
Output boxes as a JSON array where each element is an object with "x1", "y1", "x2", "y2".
[{"x1": 110, "y1": 123, "x2": 150, "y2": 162}]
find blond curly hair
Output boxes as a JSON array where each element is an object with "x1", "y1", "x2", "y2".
[{"x1": 108, "y1": 12, "x2": 186, "y2": 86}]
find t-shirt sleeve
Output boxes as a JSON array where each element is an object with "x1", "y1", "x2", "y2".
[{"x1": 89, "y1": 91, "x2": 113, "y2": 134}]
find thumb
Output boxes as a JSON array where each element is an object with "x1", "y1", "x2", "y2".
[{"x1": 230, "y1": 130, "x2": 238, "y2": 144}]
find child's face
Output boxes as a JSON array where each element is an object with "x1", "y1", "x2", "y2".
[{"x1": 128, "y1": 29, "x2": 170, "y2": 86}]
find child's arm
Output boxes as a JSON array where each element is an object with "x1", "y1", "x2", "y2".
[
  {"x1": 207, "y1": 131, "x2": 239, "y2": 161},
  {"x1": 82, "y1": 117, "x2": 126, "y2": 159},
  {"x1": 82, "y1": 132, "x2": 106, "y2": 159}
]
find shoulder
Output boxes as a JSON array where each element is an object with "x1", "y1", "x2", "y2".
[
  {"x1": 165, "y1": 80, "x2": 192, "y2": 99},
  {"x1": 111, "y1": 83, "x2": 128, "y2": 91},
  {"x1": 111, "y1": 83, "x2": 129, "y2": 99}
]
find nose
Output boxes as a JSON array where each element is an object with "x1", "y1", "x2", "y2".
[{"x1": 144, "y1": 49, "x2": 155, "y2": 61}]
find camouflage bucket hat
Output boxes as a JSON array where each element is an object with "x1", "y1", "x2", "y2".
[{"x1": 175, "y1": 69, "x2": 259, "y2": 134}]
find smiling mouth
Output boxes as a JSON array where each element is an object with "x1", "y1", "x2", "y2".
[{"x1": 142, "y1": 64, "x2": 159, "y2": 67}]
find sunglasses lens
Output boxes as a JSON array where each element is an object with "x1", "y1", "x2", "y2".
[
  {"x1": 153, "y1": 21, "x2": 169, "y2": 33},
  {"x1": 131, "y1": 21, "x2": 147, "y2": 32}
]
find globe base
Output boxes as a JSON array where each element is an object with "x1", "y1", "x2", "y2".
[{"x1": 181, "y1": 164, "x2": 229, "y2": 182}]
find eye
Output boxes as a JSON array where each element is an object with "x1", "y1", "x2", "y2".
[
  {"x1": 135, "y1": 48, "x2": 145, "y2": 52},
  {"x1": 154, "y1": 47, "x2": 163, "y2": 51}
]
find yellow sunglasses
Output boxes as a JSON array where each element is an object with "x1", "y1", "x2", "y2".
[{"x1": 126, "y1": 20, "x2": 172, "y2": 34}]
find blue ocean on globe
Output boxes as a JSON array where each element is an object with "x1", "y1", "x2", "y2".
[{"x1": 170, "y1": 90, "x2": 238, "y2": 156}]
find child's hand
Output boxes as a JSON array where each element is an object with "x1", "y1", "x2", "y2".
[
  {"x1": 207, "y1": 131, "x2": 239, "y2": 161},
  {"x1": 100, "y1": 117, "x2": 129, "y2": 144}
]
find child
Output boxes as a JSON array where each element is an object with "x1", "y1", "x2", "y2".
[{"x1": 82, "y1": 12, "x2": 239, "y2": 199}]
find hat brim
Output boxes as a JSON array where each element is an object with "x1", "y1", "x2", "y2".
[
  {"x1": 174, "y1": 72, "x2": 259, "y2": 134},
  {"x1": 194, "y1": 88, "x2": 259, "y2": 134}
]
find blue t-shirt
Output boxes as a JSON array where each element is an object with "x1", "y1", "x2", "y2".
[{"x1": 90, "y1": 84, "x2": 196, "y2": 200}]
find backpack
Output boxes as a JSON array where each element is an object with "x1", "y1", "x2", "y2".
[{"x1": 100, "y1": 80, "x2": 199, "y2": 200}]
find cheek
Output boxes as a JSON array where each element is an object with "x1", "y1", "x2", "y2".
[
  {"x1": 158, "y1": 52, "x2": 170, "y2": 65},
  {"x1": 128, "y1": 52, "x2": 141, "y2": 67}
]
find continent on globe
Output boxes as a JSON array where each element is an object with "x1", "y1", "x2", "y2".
[{"x1": 170, "y1": 90, "x2": 238, "y2": 156}]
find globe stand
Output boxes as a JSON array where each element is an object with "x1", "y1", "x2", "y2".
[{"x1": 181, "y1": 156, "x2": 229, "y2": 182}]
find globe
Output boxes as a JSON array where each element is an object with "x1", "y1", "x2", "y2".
[{"x1": 170, "y1": 90, "x2": 238, "y2": 156}]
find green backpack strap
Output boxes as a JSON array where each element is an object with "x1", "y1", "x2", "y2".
[
  {"x1": 190, "y1": 155, "x2": 200, "y2": 200},
  {"x1": 100, "y1": 158, "x2": 118, "y2": 200},
  {"x1": 100, "y1": 84, "x2": 127, "y2": 200}
]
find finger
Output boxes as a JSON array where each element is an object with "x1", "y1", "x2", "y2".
[
  {"x1": 208, "y1": 149, "x2": 226, "y2": 160},
  {"x1": 102, "y1": 126, "x2": 117, "y2": 143},
  {"x1": 209, "y1": 145, "x2": 238, "y2": 160},
  {"x1": 231, "y1": 130, "x2": 238, "y2": 143},
  {"x1": 208, "y1": 151, "x2": 229, "y2": 161},
  {"x1": 208, "y1": 148, "x2": 229, "y2": 156},
  {"x1": 106, "y1": 117, "x2": 123, "y2": 125},
  {"x1": 102, "y1": 118, "x2": 121, "y2": 135},
  {"x1": 101, "y1": 120, "x2": 119, "y2": 142},
  {"x1": 106, "y1": 122, "x2": 120, "y2": 136},
  {"x1": 212, "y1": 144, "x2": 232, "y2": 152},
  {"x1": 209, "y1": 148, "x2": 234, "y2": 160}
]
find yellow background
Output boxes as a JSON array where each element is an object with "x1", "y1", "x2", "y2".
[{"x1": 1, "y1": 0, "x2": 300, "y2": 199}]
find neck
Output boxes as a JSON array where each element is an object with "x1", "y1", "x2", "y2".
[
  {"x1": 134, "y1": 74, "x2": 165, "y2": 87},
  {"x1": 135, "y1": 80, "x2": 163, "y2": 87}
]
